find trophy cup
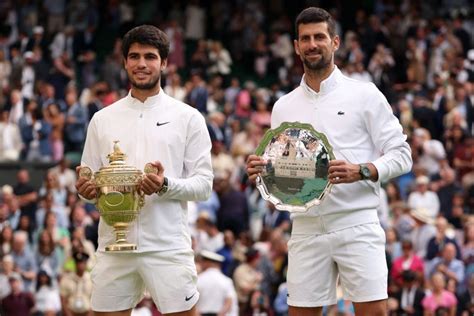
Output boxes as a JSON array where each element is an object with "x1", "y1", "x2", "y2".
[
  {"x1": 79, "y1": 141, "x2": 157, "y2": 251},
  {"x1": 255, "y1": 122, "x2": 335, "y2": 213}
]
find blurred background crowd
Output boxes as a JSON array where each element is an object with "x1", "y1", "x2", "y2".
[{"x1": 0, "y1": 0, "x2": 473, "y2": 315}]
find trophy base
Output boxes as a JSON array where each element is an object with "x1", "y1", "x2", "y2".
[{"x1": 105, "y1": 243, "x2": 137, "y2": 252}]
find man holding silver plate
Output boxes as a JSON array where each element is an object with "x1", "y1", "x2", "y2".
[
  {"x1": 75, "y1": 25, "x2": 213, "y2": 316},
  {"x1": 246, "y1": 7, "x2": 412, "y2": 316}
]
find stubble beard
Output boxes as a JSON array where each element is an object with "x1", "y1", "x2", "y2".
[
  {"x1": 302, "y1": 52, "x2": 332, "y2": 72},
  {"x1": 129, "y1": 73, "x2": 161, "y2": 90}
]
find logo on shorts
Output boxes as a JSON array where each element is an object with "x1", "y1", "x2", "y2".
[{"x1": 185, "y1": 293, "x2": 196, "y2": 301}]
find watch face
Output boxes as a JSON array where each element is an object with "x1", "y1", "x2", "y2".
[{"x1": 361, "y1": 166, "x2": 371, "y2": 179}]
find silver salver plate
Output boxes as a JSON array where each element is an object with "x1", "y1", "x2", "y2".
[{"x1": 255, "y1": 122, "x2": 335, "y2": 213}]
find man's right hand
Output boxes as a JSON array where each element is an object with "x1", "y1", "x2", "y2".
[
  {"x1": 75, "y1": 166, "x2": 97, "y2": 200},
  {"x1": 246, "y1": 155, "x2": 267, "y2": 183}
]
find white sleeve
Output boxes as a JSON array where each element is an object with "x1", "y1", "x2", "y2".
[
  {"x1": 162, "y1": 112, "x2": 213, "y2": 201},
  {"x1": 78, "y1": 116, "x2": 102, "y2": 204},
  {"x1": 365, "y1": 85, "x2": 413, "y2": 182}
]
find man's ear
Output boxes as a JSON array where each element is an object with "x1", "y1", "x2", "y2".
[
  {"x1": 332, "y1": 35, "x2": 340, "y2": 51},
  {"x1": 161, "y1": 59, "x2": 168, "y2": 71},
  {"x1": 293, "y1": 39, "x2": 301, "y2": 56}
]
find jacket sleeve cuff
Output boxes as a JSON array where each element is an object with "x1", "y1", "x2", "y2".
[
  {"x1": 372, "y1": 159, "x2": 388, "y2": 183},
  {"x1": 78, "y1": 194, "x2": 97, "y2": 205}
]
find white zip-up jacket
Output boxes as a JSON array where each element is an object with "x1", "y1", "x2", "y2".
[
  {"x1": 81, "y1": 90, "x2": 213, "y2": 252},
  {"x1": 271, "y1": 66, "x2": 412, "y2": 233}
]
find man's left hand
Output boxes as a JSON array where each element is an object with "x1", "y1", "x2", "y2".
[
  {"x1": 328, "y1": 160, "x2": 361, "y2": 184},
  {"x1": 141, "y1": 161, "x2": 165, "y2": 195}
]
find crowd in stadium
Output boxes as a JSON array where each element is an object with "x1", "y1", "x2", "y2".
[{"x1": 0, "y1": 0, "x2": 473, "y2": 315}]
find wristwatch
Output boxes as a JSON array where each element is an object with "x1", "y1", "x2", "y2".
[
  {"x1": 359, "y1": 164, "x2": 371, "y2": 180},
  {"x1": 157, "y1": 177, "x2": 169, "y2": 195}
]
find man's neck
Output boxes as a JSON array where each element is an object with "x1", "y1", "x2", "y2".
[
  {"x1": 131, "y1": 86, "x2": 161, "y2": 103},
  {"x1": 304, "y1": 64, "x2": 335, "y2": 93}
]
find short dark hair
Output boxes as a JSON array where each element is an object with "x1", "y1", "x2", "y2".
[
  {"x1": 295, "y1": 7, "x2": 336, "y2": 39},
  {"x1": 122, "y1": 25, "x2": 170, "y2": 60}
]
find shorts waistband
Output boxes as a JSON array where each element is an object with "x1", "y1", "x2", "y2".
[{"x1": 292, "y1": 209, "x2": 379, "y2": 235}]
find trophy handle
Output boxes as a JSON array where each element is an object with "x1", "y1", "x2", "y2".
[
  {"x1": 144, "y1": 163, "x2": 158, "y2": 175},
  {"x1": 78, "y1": 166, "x2": 93, "y2": 181}
]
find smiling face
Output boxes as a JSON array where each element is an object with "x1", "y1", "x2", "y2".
[
  {"x1": 124, "y1": 43, "x2": 167, "y2": 91},
  {"x1": 294, "y1": 22, "x2": 339, "y2": 72}
]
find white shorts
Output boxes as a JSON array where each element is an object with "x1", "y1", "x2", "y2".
[
  {"x1": 287, "y1": 222, "x2": 388, "y2": 307},
  {"x1": 91, "y1": 249, "x2": 199, "y2": 313}
]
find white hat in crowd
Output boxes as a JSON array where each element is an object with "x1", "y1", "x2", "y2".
[
  {"x1": 200, "y1": 250, "x2": 225, "y2": 263},
  {"x1": 410, "y1": 207, "x2": 434, "y2": 225},
  {"x1": 415, "y1": 175, "x2": 430, "y2": 185}
]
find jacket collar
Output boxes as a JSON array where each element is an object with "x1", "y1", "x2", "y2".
[{"x1": 300, "y1": 65, "x2": 342, "y2": 96}]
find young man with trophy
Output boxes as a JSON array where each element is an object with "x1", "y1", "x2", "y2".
[
  {"x1": 75, "y1": 25, "x2": 213, "y2": 316},
  {"x1": 246, "y1": 7, "x2": 412, "y2": 316}
]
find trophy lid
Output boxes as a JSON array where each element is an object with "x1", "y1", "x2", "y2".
[{"x1": 96, "y1": 141, "x2": 143, "y2": 176}]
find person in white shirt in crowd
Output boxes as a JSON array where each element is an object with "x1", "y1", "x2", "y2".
[
  {"x1": 0, "y1": 110, "x2": 23, "y2": 161},
  {"x1": 194, "y1": 213, "x2": 224, "y2": 253},
  {"x1": 408, "y1": 175, "x2": 440, "y2": 220},
  {"x1": 246, "y1": 7, "x2": 412, "y2": 316},
  {"x1": 75, "y1": 25, "x2": 212, "y2": 316},
  {"x1": 412, "y1": 127, "x2": 446, "y2": 177},
  {"x1": 48, "y1": 158, "x2": 77, "y2": 193},
  {"x1": 197, "y1": 250, "x2": 238, "y2": 316},
  {"x1": 410, "y1": 207, "x2": 437, "y2": 260}
]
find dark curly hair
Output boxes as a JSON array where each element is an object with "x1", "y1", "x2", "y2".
[
  {"x1": 122, "y1": 25, "x2": 170, "y2": 60},
  {"x1": 295, "y1": 7, "x2": 336, "y2": 39}
]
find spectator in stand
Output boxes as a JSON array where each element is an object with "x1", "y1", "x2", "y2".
[
  {"x1": 422, "y1": 272, "x2": 457, "y2": 316},
  {"x1": 0, "y1": 110, "x2": 23, "y2": 161},
  {"x1": 394, "y1": 270, "x2": 425, "y2": 316},
  {"x1": 32, "y1": 270, "x2": 61, "y2": 316},
  {"x1": 433, "y1": 166, "x2": 463, "y2": 223},
  {"x1": 0, "y1": 225, "x2": 14, "y2": 256},
  {"x1": 35, "y1": 193, "x2": 68, "y2": 232},
  {"x1": 13, "y1": 169, "x2": 38, "y2": 229},
  {"x1": 18, "y1": 99, "x2": 52, "y2": 162},
  {"x1": 39, "y1": 171, "x2": 67, "y2": 207},
  {"x1": 35, "y1": 230, "x2": 62, "y2": 278},
  {"x1": 164, "y1": 72, "x2": 187, "y2": 102},
  {"x1": 195, "y1": 215, "x2": 224, "y2": 253},
  {"x1": 408, "y1": 175, "x2": 440, "y2": 220},
  {"x1": 0, "y1": 254, "x2": 16, "y2": 299},
  {"x1": 428, "y1": 243, "x2": 465, "y2": 292},
  {"x1": 197, "y1": 250, "x2": 238, "y2": 316},
  {"x1": 391, "y1": 239, "x2": 425, "y2": 287},
  {"x1": 410, "y1": 207, "x2": 437, "y2": 260},
  {"x1": 233, "y1": 248, "x2": 263, "y2": 314},
  {"x1": 385, "y1": 227, "x2": 402, "y2": 264},
  {"x1": 40, "y1": 211, "x2": 71, "y2": 270},
  {"x1": 188, "y1": 72, "x2": 209, "y2": 114},
  {"x1": 43, "y1": 103, "x2": 65, "y2": 162},
  {"x1": 217, "y1": 230, "x2": 236, "y2": 278},
  {"x1": 412, "y1": 128, "x2": 446, "y2": 177},
  {"x1": 48, "y1": 158, "x2": 77, "y2": 193},
  {"x1": 0, "y1": 273, "x2": 35, "y2": 316},
  {"x1": 426, "y1": 216, "x2": 461, "y2": 261},
  {"x1": 461, "y1": 223, "x2": 474, "y2": 275},
  {"x1": 11, "y1": 230, "x2": 37, "y2": 293},
  {"x1": 59, "y1": 251, "x2": 92, "y2": 316},
  {"x1": 63, "y1": 87, "x2": 87, "y2": 154},
  {"x1": 456, "y1": 273, "x2": 474, "y2": 316},
  {"x1": 215, "y1": 170, "x2": 249, "y2": 236},
  {"x1": 8, "y1": 89, "x2": 24, "y2": 125}
]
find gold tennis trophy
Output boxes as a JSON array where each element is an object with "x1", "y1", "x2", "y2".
[{"x1": 79, "y1": 141, "x2": 157, "y2": 251}]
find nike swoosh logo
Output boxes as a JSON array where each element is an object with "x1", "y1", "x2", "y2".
[
  {"x1": 185, "y1": 293, "x2": 196, "y2": 301},
  {"x1": 156, "y1": 121, "x2": 170, "y2": 126}
]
